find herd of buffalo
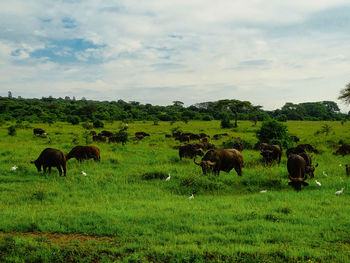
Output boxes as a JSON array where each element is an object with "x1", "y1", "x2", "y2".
[{"x1": 31, "y1": 128, "x2": 350, "y2": 191}]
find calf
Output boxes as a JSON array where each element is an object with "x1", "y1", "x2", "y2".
[
  {"x1": 31, "y1": 148, "x2": 66, "y2": 176},
  {"x1": 334, "y1": 144, "x2": 350, "y2": 156},
  {"x1": 66, "y1": 146, "x2": 100, "y2": 162}
]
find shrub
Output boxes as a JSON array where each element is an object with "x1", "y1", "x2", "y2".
[
  {"x1": 8, "y1": 125, "x2": 16, "y2": 136},
  {"x1": 221, "y1": 115, "x2": 233, "y2": 128},
  {"x1": 113, "y1": 130, "x2": 128, "y2": 145},
  {"x1": 202, "y1": 114, "x2": 213, "y2": 121},
  {"x1": 68, "y1": 115, "x2": 80, "y2": 125},
  {"x1": 93, "y1": 119, "x2": 104, "y2": 128},
  {"x1": 256, "y1": 120, "x2": 291, "y2": 147}
]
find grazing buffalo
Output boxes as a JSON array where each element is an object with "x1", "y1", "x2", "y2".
[
  {"x1": 194, "y1": 149, "x2": 243, "y2": 176},
  {"x1": 233, "y1": 141, "x2": 244, "y2": 152},
  {"x1": 66, "y1": 146, "x2": 100, "y2": 162},
  {"x1": 290, "y1": 135, "x2": 300, "y2": 142},
  {"x1": 333, "y1": 144, "x2": 350, "y2": 156},
  {"x1": 179, "y1": 144, "x2": 204, "y2": 160},
  {"x1": 202, "y1": 136, "x2": 210, "y2": 143},
  {"x1": 199, "y1": 133, "x2": 209, "y2": 139},
  {"x1": 89, "y1": 130, "x2": 97, "y2": 136},
  {"x1": 172, "y1": 131, "x2": 182, "y2": 137},
  {"x1": 254, "y1": 142, "x2": 269, "y2": 151},
  {"x1": 135, "y1": 132, "x2": 150, "y2": 137},
  {"x1": 346, "y1": 164, "x2": 349, "y2": 176},
  {"x1": 287, "y1": 154, "x2": 308, "y2": 191},
  {"x1": 286, "y1": 147, "x2": 306, "y2": 158},
  {"x1": 33, "y1": 128, "x2": 45, "y2": 136},
  {"x1": 189, "y1": 133, "x2": 201, "y2": 140},
  {"x1": 297, "y1": 144, "x2": 319, "y2": 154},
  {"x1": 260, "y1": 144, "x2": 282, "y2": 165},
  {"x1": 176, "y1": 135, "x2": 190, "y2": 143},
  {"x1": 287, "y1": 154, "x2": 318, "y2": 191},
  {"x1": 93, "y1": 135, "x2": 107, "y2": 142},
  {"x1": 31, "y1": 148, "x2": 66, "y2": 176},
  {"x1": 191, "y1": 142, "x2": 215, "y2": 151},
  {"x1": 99, "y1": 130, "x2": 114, "y2": 137}
]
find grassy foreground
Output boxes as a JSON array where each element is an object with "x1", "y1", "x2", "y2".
[{"x1": 0, "y1": 120, "x2": 350, "y2": 262}]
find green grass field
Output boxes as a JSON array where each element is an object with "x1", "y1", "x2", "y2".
[{"x1": 0, "y1": 120, "x2": 350, "y2": 262}]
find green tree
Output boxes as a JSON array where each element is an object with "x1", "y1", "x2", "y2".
[
  {"x1": 215, "y1": 99, "x2": 253, "y2": 127},
  {"x1": 256, "y1": 120, "x2": 291, "y2": 147}
]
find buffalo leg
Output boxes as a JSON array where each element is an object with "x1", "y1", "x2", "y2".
[
  {"x1": 235, "y1": 166, "x2": 242, "y2": 176},
  {"x1": 43, "y1": 166, "x2": 47, "y2": 174},
  {"x1": 57, "y1": 166, "x2": 62, "y2": 176},
  {"x1": 62, "y1": 164, "x2": 67, "y2": 177},
  {"x1": 48, "y1": 166, "x2": 52, "y2": 173}
]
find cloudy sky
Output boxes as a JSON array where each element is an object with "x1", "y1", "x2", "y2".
[{"x1": 1, "y1": 1, "x2": 350, "y2": 111}]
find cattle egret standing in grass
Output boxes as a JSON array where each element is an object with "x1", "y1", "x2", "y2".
[
  {"x1": 323, "y1": 171, "x2": 327, "y2": 176},
  {"x1": 189, "y1": 194, "x2": 194, "y2": 200},
  {"x1": 315, "y1": 180, "x2": 321, "y2": 186},
  {"x1": 82, "y1": 171, "x2": 87, "y2": 176},
  {"x1": 10, "y1": 165, "x2": 17, "y2": 171},
  {"x1": 260, "y1": 190, "x2": 267, "y2": 193},
  {"x1": 339, "y1": 164, "x2": 342, "y2": 167},
  {"x1": 335, "y1": 188, "x2": 344, "y2": 195},
  {"x1": 166, "y1": 174, "x2": 171, "y2": 181}
]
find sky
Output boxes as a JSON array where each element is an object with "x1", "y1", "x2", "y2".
[{"x1": 0, "y1": 0, "x2": 350, "y2": 112}]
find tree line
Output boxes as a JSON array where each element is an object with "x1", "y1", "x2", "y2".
[{"x1": 0, "y1": 95, "x2": 348, "y2": 125}]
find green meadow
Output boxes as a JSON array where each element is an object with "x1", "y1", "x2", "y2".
[{"x1": 0, "y1": 120, "x2": 349, "y2": 262}]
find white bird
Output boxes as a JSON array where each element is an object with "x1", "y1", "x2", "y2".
[
  {"x1": 189, "y1": 194, "x2": 194, "y2": 200},
  {"x1": 322, "y1": 171, "x2": 327, "y2": 176},
  {"x1": 339, "y1": 164, "x2": 342, "y2": 167},
  {"x1": 165, "y1": 174, "x2": 171, "y2": 181},
  {"x1": 81, "y1": 171, "x2": 87, "y2": 176},
  {"x1": 335, "y1": 188, "x2": 344, "y2": 195},
  {"x1": 260, "y1": 190, "x2": 267, "y2": 193},
  {"x1": 315, "y1": 180, "x2": 321, "y2": 186},
  {"x1": 10, "y1": 165, "x2": 17, "y2": 171}
]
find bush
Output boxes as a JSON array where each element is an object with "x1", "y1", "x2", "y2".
[
  {"x1": 256, "y1": 120, "x2": 291, "y2": 147},
  {"x1": 275, "y1": 114, "x2": 287, "y2": 122},
  {"x1": 68, "y1": 115, "x2": 80, "y2": 125},
  {"x1": 221, "y1": 115, "x2": 233, "y2": 128},
  {"x1": 93, "y1": 119, "x2": 104, "y2": 128},
  {"x1": 202, "y1": 114, "x2": 213, "y2": 121},
  {"x1": 114, "y1": 130, "x2": 128, "y2": 145},
  {"x1": 8, "y1": 125, "x2": 16, "y2": 136}
]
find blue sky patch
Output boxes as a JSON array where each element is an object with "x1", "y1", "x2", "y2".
[{"x1": 29, "y1": 38, "x2": 104, "y2": 63}]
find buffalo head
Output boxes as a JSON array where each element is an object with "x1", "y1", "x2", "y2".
[
  {"x1": 194, "y1": 158, "x2": 216, "y2": 174},
  {"x1": 30, "y1": 160, "x2": 41, "y2": 172},
  {"x1": 305, "y1": 163, "x2": 318, "y2": 178}
]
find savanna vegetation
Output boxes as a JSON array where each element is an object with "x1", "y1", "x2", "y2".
[{"x1": 0, "y1": 119, "x2": 349, "y2": 262}]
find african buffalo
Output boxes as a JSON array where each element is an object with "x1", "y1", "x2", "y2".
[
  {"x1": 33, "y1": 128, "x2": 45, "y2": 136},
  {"x1": 260, "y1": 144, "x2": 282, "y2": 165},
  {"x1": 99, "y1": 130, "x2": 114, "y2": 137},
  {"x1": 93, "y1": 135, "x2": 107, "y2": 142},
  {"x1": 89, "y1": 130, "x2": 97, "y2": 136},
  {"x1": 66, "y1": 146, "x2": 100, "y2": 162},
  {"x1": 233, "y1": 141, "x2": 244, "y2": 152},
  {"x1": 333, "y1": 144, "x2": 350, "y2": 156},
  {"x1": 287, "y1": 154, "x2": 318, "y2": 191},
  {"x1": 31, "y1": 148, "x2": 66, "y2": 176},
  {"x1": 176, "y1": 135, "x2": 190, "y2": 143},
  {"x1": 135, "y1": 132, "x2": 150, "y2": 137},
  {"x1": 194, "y1": 149, "x2": 243, "y2": 176},
  {"x1": 202, "y1": 136, "x2": 210, "y2": 143},
  {"x1": 297, "y1": 144, "x2": 319, "y2": 154},
  {"x1": 179, "y1": 144, "x2": 204, "y2": 160},
  {"x1": 191, "y1": 142, "x2": 216, "y2": 151},
  {"x1": 286, "y1": 147, "x2": 306, "y2": 158}
]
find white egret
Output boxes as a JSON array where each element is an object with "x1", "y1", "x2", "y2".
[
  {"x1": 189, "y1": 194, "x2": 194, "y2": 200},
  {"x1": 335, "y1": 188, "x2": 344, "y2": 195},
  {"x1": 166, "y1": 174, "x2": 171, "y2": 181}
]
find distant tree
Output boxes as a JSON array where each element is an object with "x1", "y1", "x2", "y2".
[
  {"x1": 338, "y1": 83, "x2": 350, "y2": 104},
  {"x1": 172, "y1": 101, "x2": 184, "y2": 107},
  {"x1": 215, "y1": 99, "x2": 253, "y2": 127},
  {"x1": 8, "y1": 91, "x2": 12, "y2": 98},
  {"x1": 93, "y1": 119, "x2": 104, "y2": 128},
  {"x1": 64, "y1": 96, "x2": 70, "y2": 101}
]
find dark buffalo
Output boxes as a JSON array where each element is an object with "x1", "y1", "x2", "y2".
[
  {"x1": 333, "y1": 144, "x2": 350, "y2": 156},
  {"x1": 99, "y1": 130, "x2": 114, "y2": 137},
  {"x1": 286, "y1": 147, "x2": 306, "y2": 158},
  {"x1": 179, "y1": 144, "x2": 204, "y2": 160},
  {"x1": 176, "y1": 135, "x2": 190, "y2": 143},
  {"x1": 31, "y1": 148, "x2": 66, "y2": 176},
  {"x1": 199, "y1": 133, "x2": 209, "y2": 139},
  {"x1": 233, "y1": 141, "x2": 244, "y2": 152},
  {"x1": 287, "y1": 154, "x2": 318, "y2": 191},
  {"x1": 189, "y1": 133, "x2": 201, "y2": 140},
  {"x1": 254, "y1": 142, "x2": 269, "y2": 151},
  {"x1": 135, "y1": 132, "x2": 150, "y2": 137},
  {"x1": 66, "y1": 146, "x2": 100, "y2": 162},
  {"x1": 297, "y1": 144, "x2": 319, "y2": 154},
  {"x1": 135, "y1": 134, "x2": 145, "y2": 140},
  {"x1": 191, "y1": 142, "x2": 215, "y2": 151},
  {"x1": 290, "y1": 135, "x2": 300, "y2": 142},
  {"x1": 93, "y1": 135, "x2": 107, "y2": 142},
  {"x1": 260, "y1": 144, "x2": 282, "y2": 165},
  {"x1": 287, "y1": 154, "x2": 309, "y2": 191},
  {"x1": 194, "y1": 149, "x2": 243, "y2": 176},
  {"x1": 89, "y1": 130, "x2": 97, "y2": 136},
  {"x1": 33, "y1": 128, "x2": 45, "y2": 136},
  {"x1": 172, "y1": 131, "x2": 182, "y2": 137},
  {"x1": 202, "y1": 136, "x2": 210, "y2": 143}
]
